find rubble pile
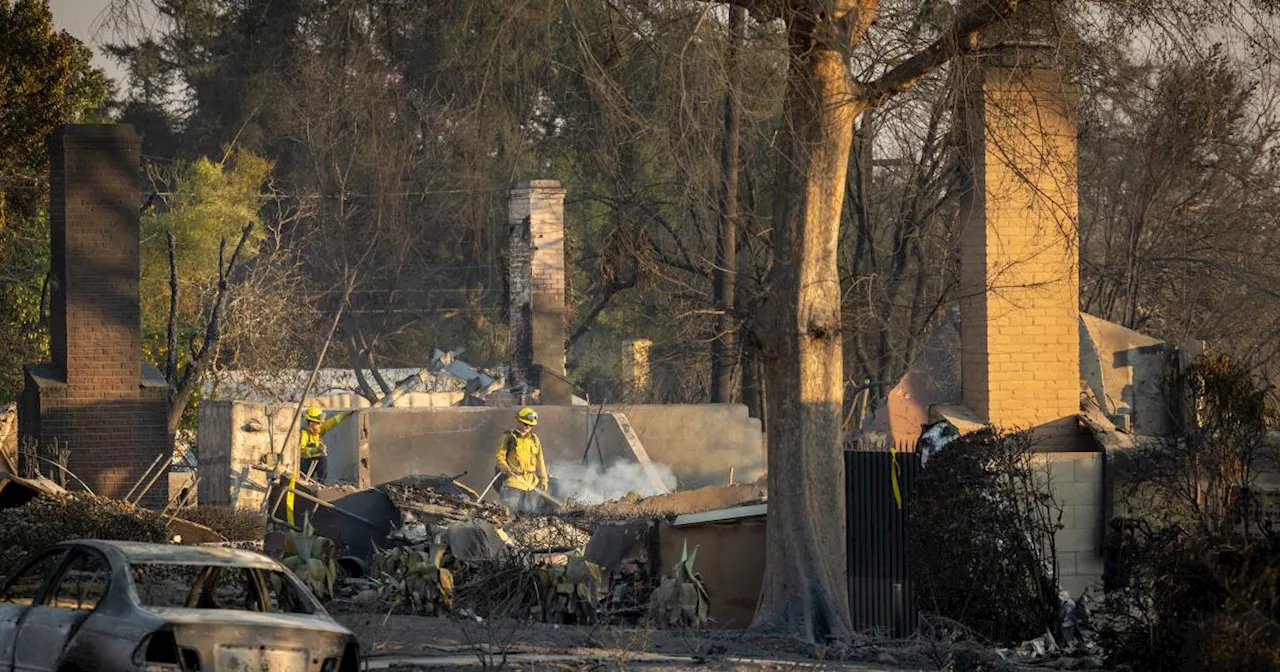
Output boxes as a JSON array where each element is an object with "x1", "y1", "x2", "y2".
[
  {"x1": 380, "y1": 478, "x2": 507, "y2": 530},
  {"x1": 561, "y1": 482, "x2": 765, "y2": 532},
  {"x1": 603, "y1": 558, "x2": 651, "y2": 623},
  {"x1": 537, "y1": 550, "x2": 603, "y2": 624},
  {"x1": 994, "y1": 590, "x2": 1103, "y2": 668},
  {"x1": 502, "y1": 516, "x2": 592, "y2": 549},
  {"x1": 342, "y1": 524, "x2": 604, "y2": 624},
  {"x1": 309, "y1": 479, "x2": 668, "y2": 626},
  {"x1": 451, "y1": 554, "x2": 543, "y2": 619}
]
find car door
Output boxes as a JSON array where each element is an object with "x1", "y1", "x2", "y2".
[
  {"x1": 13, "y1": 549, "x2": 109, "y2": 672},
  {"x1": 0, "y1": 550, "x2": 66, "y2": 672}
]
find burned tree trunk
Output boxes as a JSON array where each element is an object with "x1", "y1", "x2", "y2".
[
  {"x1": 711, "y1": 5, "x2": 746, "y2": 404},
  {"x1": 751, "y1": 3, "x2": 867, "y2": 642}
]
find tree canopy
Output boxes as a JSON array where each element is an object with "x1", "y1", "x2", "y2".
[{"x1": 0, "y1": 0, "x2": 110, "y2": 403}]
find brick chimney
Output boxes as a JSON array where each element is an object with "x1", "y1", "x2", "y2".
[
  {"x1": 956, "y1": 49, "x2": 1080, "y2": 442},
  {"x1": 20, "y1": 125, "x2": 171, "y2": 504},
  {"x1": 507, "y1": 180, "x2": 571, "y2": 404}
]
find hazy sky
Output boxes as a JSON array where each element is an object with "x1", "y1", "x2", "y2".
[{"x1": 49, "y1": 0, "x2": 132, "y2": 85}]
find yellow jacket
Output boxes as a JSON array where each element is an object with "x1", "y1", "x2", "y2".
[
  {"x1": 496, "y1": 430, "x2": 548, "y2": 492},
  {"x1": 300, "y1": 411, "x2": 350, "y2": 458}
]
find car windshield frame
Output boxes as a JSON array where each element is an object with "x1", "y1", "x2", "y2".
[{"x1": 126, "y1": 561, "x2": 320, "y2": 616}]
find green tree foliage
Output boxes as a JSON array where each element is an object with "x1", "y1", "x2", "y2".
[
  {"x1": 140, "y1": 150, "x2": 269, "y2": 340},
  {"x1": 0, "y1": 0, "x2": 110, "y2": 222},
  {"x1": 0, "y1": 215, "x2": 49, "y2": 403},
  {"x1": 138, "y1": 149, "x2": 272, "y2": 431},
  {"x1": 0, "y1": 0, "x2": 110, "y2": 403}
]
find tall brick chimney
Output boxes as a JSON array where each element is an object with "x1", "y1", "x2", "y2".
[
  {"x1": 20, "y1": 125, "x2": 172, "y2": 504},
  {"x1": 507, "y1": 180, "x2": 571, "y2": 404},
  {"x1": 956, "y1": 49, "x2": 1080, "y2": 442}
]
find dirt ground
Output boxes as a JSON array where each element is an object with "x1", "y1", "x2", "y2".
[{"x1": 336, "y1": 613, "x2": 931, "y2": 670}]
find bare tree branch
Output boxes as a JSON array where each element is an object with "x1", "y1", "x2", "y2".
[
  {"x1": 860, "y1": 0, "x2": 1018, "y2": 107},
  {"x1": 345, "y1": 330, "x2": 380, "y2": 404},
  {"x1": 723, "y1": 0, "x2": 783, "y2": 23},
  {"x1": 167, "y1": 223, "x2": 254, "y2": 434},
  {"x1": 165, "y1": 229, "x2": 178, "y2": 383},
  {"x1": 568, "y1": 272, "x2": 639, "y2": 347}
]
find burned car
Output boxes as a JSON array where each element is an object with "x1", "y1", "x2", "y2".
[{"x1": 0, "y1": 540, "x2": 358, "y2": 671}]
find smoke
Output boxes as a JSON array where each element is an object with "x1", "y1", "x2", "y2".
[{"x1": 550, "y1": 459, "x2": 677, "y2": 504}]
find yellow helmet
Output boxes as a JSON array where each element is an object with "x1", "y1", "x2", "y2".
[
  {"x1": 303, "y1": 407, "x2": 325, "y2": 423},
  {"x1": 516, "y1": 407, "x2": 538, "y2": 426}
]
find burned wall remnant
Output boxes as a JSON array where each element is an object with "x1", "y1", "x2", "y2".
[
  {"x1": 508, "y1": 180, "x2": 570, "y2": 404},
  {"x1": 956, "y1": 49, "x2": 1081, "y2": 444},
  {"x1": 199, "y1": 402, "x2": 767, "y2": 507},
  {"x1": 19, "y1": 124, "x2": 171, "y2": 506},
  {"x1": 197, "y1": 401, "x2": 303, "y2": 510}
]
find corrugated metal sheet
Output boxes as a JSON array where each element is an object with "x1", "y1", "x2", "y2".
[{"x1": 846, "y1": 449, "x2": 921, "y2": 636}]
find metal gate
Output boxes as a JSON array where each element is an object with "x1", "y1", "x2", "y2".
[{"x1": 845, "y1": 449, "x2": 921, "y2": 636}]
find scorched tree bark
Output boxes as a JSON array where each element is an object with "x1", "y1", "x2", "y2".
[{"x1": 724, "y1": 0, "x2": 1020, "y2": 642}]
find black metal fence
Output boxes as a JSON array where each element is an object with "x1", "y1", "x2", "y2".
[{"x1": 845, "y1": 449, "x2": 922, "y2": 636}]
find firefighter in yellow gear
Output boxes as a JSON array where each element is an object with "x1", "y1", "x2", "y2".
[
  {"x1": 299, "y1": 406, "x2": 351, "y2": 482},
  {"x1": 495, "y1": 407, "x2": 550, "y2": 515},
  {"x1": 284, "y1": 406, "x2": 352, "y2": 529}
]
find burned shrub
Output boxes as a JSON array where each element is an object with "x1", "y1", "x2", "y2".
[
  {"x1": 0, "y1": 493, "x2": 168, "y2": 578},
  {"x1": 178, "y1": 505, "x2": 265, "y2": 541},
  {"x1": 1099, "y1": 356, "x2": 1279, "y2": 671},
  {"x1": 907, "y1": 428, "x2": 1063, "y2": 643},
  {"x1": 452, "y1": 552, "x2": 544, "y2": 619},
  {"x1": 1099, "y1": 524, "x2": 1280, "y2": 670}
]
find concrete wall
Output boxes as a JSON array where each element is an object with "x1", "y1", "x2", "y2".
[
  {"x1": 355, "y1": 404, "x2": 764, "y2": 493},
  {"x1": 656, "y1": 517, "x2": 765, "y2": 629},
  {"x1": 604, "y1": 404, "x2": 766, "y2": 489},
  {"x1": 200, "y1": 402, "x2": 766, "y2": 503},
  {"x1": 198, "y1": 401, "x2": 301, "y2": 510},
  {"x1": 355, "y1": 406, "x2": 592, "y2": 493},
  {"x1": 1032, "y1": 451, "x2": 1105, "y2": 597},
  {"x1": 169, "y1": 470, "x2": 196, "y2": 501},
  {"x1": 1079, "y1": 314, "x2": 1175, "y2": 436}
]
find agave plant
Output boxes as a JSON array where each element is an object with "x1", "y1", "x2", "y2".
[
  {"x1": 375, "y1": 544, "x2": 455, "y2": 616},
  {"x1": 647, "y1": 540, "x2": 709, "y2": 628},
  {"x1": 280, "y1": 516, "x2": 337, "y2": 600}
]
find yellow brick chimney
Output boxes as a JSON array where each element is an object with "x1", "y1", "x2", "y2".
[{"x1": 956, "y1": 48, "x2": 1080, "y2": 442}]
